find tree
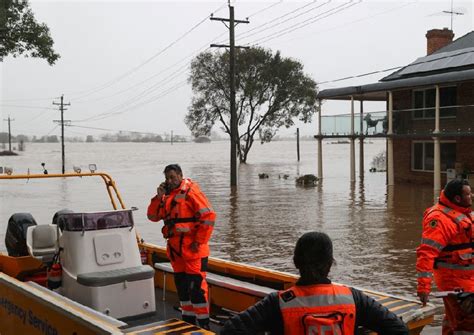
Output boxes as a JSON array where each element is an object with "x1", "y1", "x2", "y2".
[
  {"x1": 186, "y1": 47, "x2": 317, "y2": 163},
  {"x1": 0, "y1": 0, "x2": 60, "y2": 65}
]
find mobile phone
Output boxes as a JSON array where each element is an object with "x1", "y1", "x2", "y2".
[{"x1": 164, "y1": 182, "x2": 171, "y2": 195}]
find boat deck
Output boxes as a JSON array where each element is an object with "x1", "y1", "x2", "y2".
[
  {"x1": 120, "y1": 288, "x2": 223, "y2": 334},
  {"x1": 121, "y1": 262, "x2": 436, "y2": 335}
]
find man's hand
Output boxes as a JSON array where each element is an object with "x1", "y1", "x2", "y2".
[
  {"x1": 417, "y1": 292, "x2": 429, "y2": 306},
  {"x1": 157, "y1": 182, "x2": 167, "y2": 198},
  {"x1": 190, "y1": 241, "x2": 200, "y2": 253}
]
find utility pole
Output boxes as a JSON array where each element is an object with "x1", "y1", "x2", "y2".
[
  {"x1": 53, "y1": 95, "x2": 71, "y2": 174},
  {"x1": 3, "y1": 116, "x2": 15, "y2": 152},
  {"x1": 210, "y1": 4, "x2": 249, "y2": 187}
]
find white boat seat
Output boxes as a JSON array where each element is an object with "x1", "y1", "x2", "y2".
[
  {"x1": 26, "y1": 225, "x2": 58, "y2": 262},
  {"x1": 154, "y1": 262, "x2": 275, "y2": 298},
  {"x1": 77, "y1": 265, "x2": 155, "y2": 287}
]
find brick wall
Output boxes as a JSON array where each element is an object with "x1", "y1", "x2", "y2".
[
  {"x1": 426, "y1": 28, "x2": 454, "y2": 55},
  {"x1": 392, "y1": 81, "x2": 474, "y2": 135},
  {"x1": 393, "y1": 137, "x2": 474, "y2": 185}
]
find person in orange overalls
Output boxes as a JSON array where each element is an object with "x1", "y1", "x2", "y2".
[
  {"x1": 222, "y1": 232, "x2": 408, "y2": 334},
  {"x1": 416, "y1": 179, "x2": 474, "y2": 334},
  {"x1": 147, "y1": 164, "x2": 215, "y2": 329}
]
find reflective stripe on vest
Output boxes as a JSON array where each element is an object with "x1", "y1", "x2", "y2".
[
  {"x1": 279, "y1": 284, "x2": 356, "y2": 335},
  {"x1": 436, "y1": 262, "x2": 474, "y2": 270},
  {"x1": 201, "y1": 220, "x2": 215, "y2": 226},
  {"x1": 421, "y1": 238, "x2": 444, "y2": 251},
  {"x1": 417, "y1": 271, "x2": 433, "y2": 278},
  {"x1": 428, "y1": 203, "x2": 473, "y2": 266},
  {"x1": 198, "y1": 208, "x2": 211, "y2": 215},
  {"x1": 279, "y1": 293, "x2": 354, "y2": 309}
]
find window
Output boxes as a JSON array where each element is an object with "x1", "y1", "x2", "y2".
[
  {"x1": 412, "y1": 141, "x2": 456, "y2": 172},
  {"x1": 412, "y1": 86, "x2": 457, "y2": 119}
]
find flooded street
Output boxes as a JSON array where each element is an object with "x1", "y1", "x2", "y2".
[{"x1": 0, "y1": 140, "x2": 444, "y2": 330}]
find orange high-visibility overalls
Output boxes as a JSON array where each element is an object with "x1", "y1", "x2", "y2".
[
  {"x1": 416, "y1": 191, "x2": 474, "y2": 334},
  {"x1": 148, "y1": 178, "x2": 215, "y2": 328}
]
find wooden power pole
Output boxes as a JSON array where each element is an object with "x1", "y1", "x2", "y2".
[
  {"x1": 3, "y1": 116, "x2": 14, "y2": 152},
  {"x1": 210, "y1": 4, "x2": 249, "y2": 187},
  {"x1": 53, "y1": 95, "x2": 71, "y2": 174}
]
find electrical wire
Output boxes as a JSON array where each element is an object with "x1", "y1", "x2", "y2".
[
  {"x1": 318, "y1": 49, "x2": 474, "y2": 85},
  {"x1": 245, "y1": 0, "x2": 283, "y2": 19},
  {"x1": 66, "y1": 3, "x2": 227, "y2": 101},
  {"x1": 247, "y1": 1, "x2": 361, "y2": 46},
  {"x1": 236, "y1": 1, "x2": 330, "y2": 43},
  {"x1": 75, "y1": 64, "x2": 190, "y2": 122},
  {"x1": 272, "y1": 1, "x2": 416, "y2": 46},
  {"x1": 0, "y1": 104, "x2": 56, "y2": 110}
]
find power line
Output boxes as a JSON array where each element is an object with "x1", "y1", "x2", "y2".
[
  {"x1": 73, "y1": 79, "x2": 189, "y2": 123},
  {"x1": 318, "y1": 49, "x2": 474, "y2": 85},
  {"x1": 236, "y1": 1, "x2": 330, "y2": 43},
  {"x1": 246, "y1": 0, "x2": 283, "y2": 19},
  {"x1": 75, "y1": 65, "x2": 190, "y2": 123},
  {"x1": 0, "y1": 97, "x2": 58, "y2": 103},
  {"x1": 247, "y1": 1, "x2": 361, "y2": 46},
  {"x1": 67, "y1": 4, "x2": 226, "y2": 101},
  {"x1": 272, "y1": 1, "x2": 417, "y2": 46},
  {"x1": 0, "y1": 104, "x2": 56, "y2": 110}
]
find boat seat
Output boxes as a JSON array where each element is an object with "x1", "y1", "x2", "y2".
[
  {"x1": 26, "y1": 224, "x2": 58, "y2": 263},
  {"x1": 77, "y1": 265, "x2": 155, "y2": 287},
  {"x1": 154, "y1": 262, "x2": 275, "y2": 298}
]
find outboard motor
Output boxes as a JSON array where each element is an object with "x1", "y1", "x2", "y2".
[
  {"x1": 52, "y1": 209, "x2": 73, "y2": 231},
  {"x1": 5, "y1": 213, "x2": 37, "y2": 256}
]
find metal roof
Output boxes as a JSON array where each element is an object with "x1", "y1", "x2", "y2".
[
  {"x1": 317, "y1": 68, "x2": 474, "y2": 101},
  {"x1": 381, "y1": 48, "x2": 474, "y2": 81},
  {"x1": 318, "y1": 30, "x2": 474, "y2": 101},
  {"x1": 433, "y1": 31, "x2": 474, "y2": 54},
  {"x1": 382, "y1": 31, "x2": 474, "y2": 81}
]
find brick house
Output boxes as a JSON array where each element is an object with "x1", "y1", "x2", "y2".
[{"x1": 317, "y1": 28, "x2": 474, "y2": 194}]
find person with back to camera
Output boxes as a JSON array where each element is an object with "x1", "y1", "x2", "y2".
[
  {"x1": 221, "y1": 231, "x2": 408, "y2": 335},
  {"x1": 147, "y1": 164, "x2": 216, "y2": 330},
  {"x1": 416, "y1": 179, "x2": 474, "y2": 334}
]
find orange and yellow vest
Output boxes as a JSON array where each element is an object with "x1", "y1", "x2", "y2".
[
  {"x1": 147, "y1": 178, "x2": 215, "y2": 260},
  {"x1": 416, "y1": 191, "x2": 474, "y2": 293},
  {"x1": 279, "y1": 283, "x2": 356, "y2": 335}
]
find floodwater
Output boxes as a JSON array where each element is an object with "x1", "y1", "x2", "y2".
[{"x1": 0, "y1": 140, "x2": 444, "y2": 331}]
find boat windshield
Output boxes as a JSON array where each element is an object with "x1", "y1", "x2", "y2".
[{"x1": 58, "y1": 210, "x2": 134, "y2": 231}]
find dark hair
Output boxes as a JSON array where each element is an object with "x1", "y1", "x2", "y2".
[
  {"x1": 293, "y1": 231, "x2": 334, "y2": 281},
  {"x1": 444, "y1": 179, "x2": 470, "y2": 202},
  {"x1": 163, "y1": 164, "x2": 182, "y2": 175}
]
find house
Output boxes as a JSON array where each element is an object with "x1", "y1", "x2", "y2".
[{"x1": 316, "y1": 28, "x2": 474, "y2": 195}]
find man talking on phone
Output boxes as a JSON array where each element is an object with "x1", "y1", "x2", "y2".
[{"x1": 147, "y1": 164, "x2": 216, "y2": 330}]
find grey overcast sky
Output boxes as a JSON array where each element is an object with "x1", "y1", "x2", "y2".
[{"x1": 1, "y1": 0, "x2": 473, "y2": 139}]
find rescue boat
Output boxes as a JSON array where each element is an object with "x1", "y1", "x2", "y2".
[{"x1": 0, "y1": 171, "x2": 437, "y2": 334}]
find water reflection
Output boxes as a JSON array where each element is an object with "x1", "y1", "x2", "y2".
[{"x1": 0, "y1": 141, "x2": 444, "y2": 327}]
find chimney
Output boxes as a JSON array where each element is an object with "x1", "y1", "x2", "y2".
[{"x1": 426, "y1": 28, "x2": 454, "y2": 55}]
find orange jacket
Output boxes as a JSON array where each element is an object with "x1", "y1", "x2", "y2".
[
  {"x1": 279, "y1": 284, "x2": 356, "y2": 335},
  {"x1": 416, "y1": 191, "x2": 474, "y2": 294},
  {"x1": 147, "y1": 178, "x2": 216, "y2": 260}
]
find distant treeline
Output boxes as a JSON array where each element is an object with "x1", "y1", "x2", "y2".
[
  {"x1": 0, "y1": 132, "x2": 315, "y2": 144},
  {"x1": 0, "y1": 132, "x2": 188, "y2": 143}
]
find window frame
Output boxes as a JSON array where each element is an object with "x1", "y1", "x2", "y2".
[
  {"x1": 411, "y1": 140, "x2": 456, "y2": 173},
  {"x1": 411, "y1": 85, "x2": 457, "y2": 120}
]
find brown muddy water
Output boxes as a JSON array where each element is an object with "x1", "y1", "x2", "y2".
[{"x1": 0, "y1": 140, "x2": 445, "y2": 331}]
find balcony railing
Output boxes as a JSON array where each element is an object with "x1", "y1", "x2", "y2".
[{"x1": 319, "y1": 104, "x2": 474, "y2": 137}]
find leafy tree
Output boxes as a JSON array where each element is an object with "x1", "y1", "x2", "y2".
[
  {"x1": 186, "y1": 47, "x2": 317, "y2": 163},
  {"x1": 0, "y1": 0, "x2": 59, "y2": 65}
]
